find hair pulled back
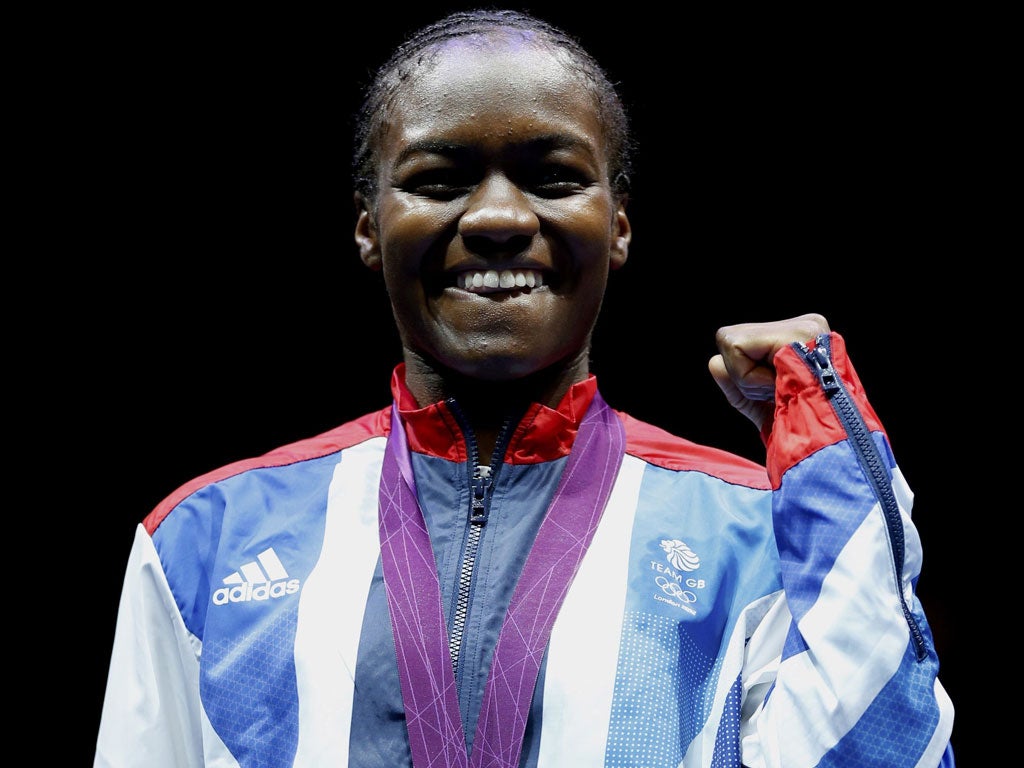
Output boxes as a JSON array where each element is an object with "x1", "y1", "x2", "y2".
[{"x1": 351, "y1": 8, "x2": 633, "y2": 208}]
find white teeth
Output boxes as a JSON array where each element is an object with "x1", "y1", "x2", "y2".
[{"x1": 457, "y1": 269, "x2": 544, "y2": 292}]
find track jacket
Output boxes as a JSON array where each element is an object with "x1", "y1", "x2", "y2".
[{"x1": 95, "y1": 332, "x2": 955, "y2": 767}]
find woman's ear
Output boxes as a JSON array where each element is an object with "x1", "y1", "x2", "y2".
[
  {"x1": 354, "y1": 193, "x2": 382, "y2": 270},
  {"x1": 610, "y1": 204, "x2": 631, "y2": 270}
]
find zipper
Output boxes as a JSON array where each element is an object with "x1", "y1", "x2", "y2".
[
  {"x1": 445, "y1": 399, "x2": 518, "y2": 678},
  {"x1": 796, "y1": 334, "x2": 928, "y2": 661}
]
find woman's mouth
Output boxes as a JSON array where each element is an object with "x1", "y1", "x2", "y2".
[{"x1": 456, "y1": 268, "x2": 545, "y2": 294}]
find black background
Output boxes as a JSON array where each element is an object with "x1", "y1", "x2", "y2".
[{"x1": 69, "y1": 3, "x2": 982, "y2": 763}]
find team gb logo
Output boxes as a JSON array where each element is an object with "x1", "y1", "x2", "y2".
[{"x1": 660, "y1": 539, "x2": 700, "y2": 572}]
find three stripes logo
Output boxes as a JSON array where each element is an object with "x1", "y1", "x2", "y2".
[{"x1": 212, "y1": 547, "x2": 301, "y2": 606}]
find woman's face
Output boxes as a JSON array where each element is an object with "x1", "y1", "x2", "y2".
[{"x1": 356, "y1": 37, "x2": 630, "y2": 383}]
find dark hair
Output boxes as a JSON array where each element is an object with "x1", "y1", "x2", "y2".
[{"x1": 351, "y1": 8, "x2": 633, "y2": 208}]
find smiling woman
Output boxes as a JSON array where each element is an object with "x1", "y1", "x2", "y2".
[
  {"x1": 353, "y1": 26, "x2": 629, "y2": 412},
  {"x1": 93, "y1": 8, "x2": 957, "y2": 768}
]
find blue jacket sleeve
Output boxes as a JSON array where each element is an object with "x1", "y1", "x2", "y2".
[{"x1": 745, "y1": 331, "x2": 954, "y2": 767}]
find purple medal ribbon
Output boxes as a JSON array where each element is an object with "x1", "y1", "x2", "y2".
[{"x1": 379, "y1": 392, "x2": 625, "y2": 768}]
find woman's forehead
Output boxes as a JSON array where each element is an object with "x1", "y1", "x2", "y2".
[
  {"x1": 371, "y1": 34, "x2": 609, "y2": 170},
  {"x1": 396, "y1": 41, "x2": 586, "y2": 112}
]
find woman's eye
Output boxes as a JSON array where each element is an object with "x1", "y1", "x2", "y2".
[
  {"x1": 531, "y1": 166, "x2": 588, "y2": 196},
  {"x1": 402, "y1": 169, "x2": 472, "y2": 199},
  {"x1": 398, "y1": 164, "x2": 590, "y2": 200}
]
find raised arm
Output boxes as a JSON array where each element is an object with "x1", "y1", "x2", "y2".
[{"x1": 711, "y1": 320, "x2": 955, "y2": 767}]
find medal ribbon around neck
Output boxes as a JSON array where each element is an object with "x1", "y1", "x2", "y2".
[{"x1": 378, "y1": 392, "x2": 625, "y2": 768}]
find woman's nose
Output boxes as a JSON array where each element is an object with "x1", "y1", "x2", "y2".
[{"x1": 458, "y1": 174, "x2": 539, "y2": 243}]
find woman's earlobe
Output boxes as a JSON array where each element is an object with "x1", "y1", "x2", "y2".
[
  {"x1": 355, "y1": 207, "x2": 382, "y2": 270},
  {"x1": 609, "y1": 208, "x2": 631, "y2": 270}
]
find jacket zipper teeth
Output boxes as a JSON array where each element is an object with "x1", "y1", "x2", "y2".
[
  {"x1": 796, "y1": 334, "x2": 928, "y2": 661},
  {"x1": 449, "y1": 467, "x2": 487, "y2": 675},
  {"x1": 446, "y1": 399, "x2": 516, "y2": 678}
]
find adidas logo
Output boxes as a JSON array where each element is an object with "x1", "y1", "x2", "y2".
[{"x1": 212, "y1": 547, "x2": 300, "y2": 606}]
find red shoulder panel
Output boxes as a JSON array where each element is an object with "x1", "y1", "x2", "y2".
[{"x1": 143, "y1": 407, "x2": 391, "y2": 534}]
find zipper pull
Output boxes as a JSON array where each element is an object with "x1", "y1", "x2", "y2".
[
  {"x1": 796, "y1": 334, "x2": 840, "y2": 397},
  {"x1": 470, "y1": 465, "x2": 492, "y2": 523}
]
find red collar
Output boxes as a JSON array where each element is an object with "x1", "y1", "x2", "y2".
[{"x1": 389, "y1": 364, "x2": 597, "y2": 464}]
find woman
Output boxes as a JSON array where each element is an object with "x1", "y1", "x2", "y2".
[{"x1": 95, "y1": 9, "x2": 955, "y2": 767}]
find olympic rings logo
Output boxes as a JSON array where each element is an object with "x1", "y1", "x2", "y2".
[{"x1": 655, "y1": 576, "x2": 697, "y2": 603}]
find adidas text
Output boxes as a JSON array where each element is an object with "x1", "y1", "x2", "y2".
[{"x1": 213, "y1": 579, "x2": 300, "y2": 605}]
